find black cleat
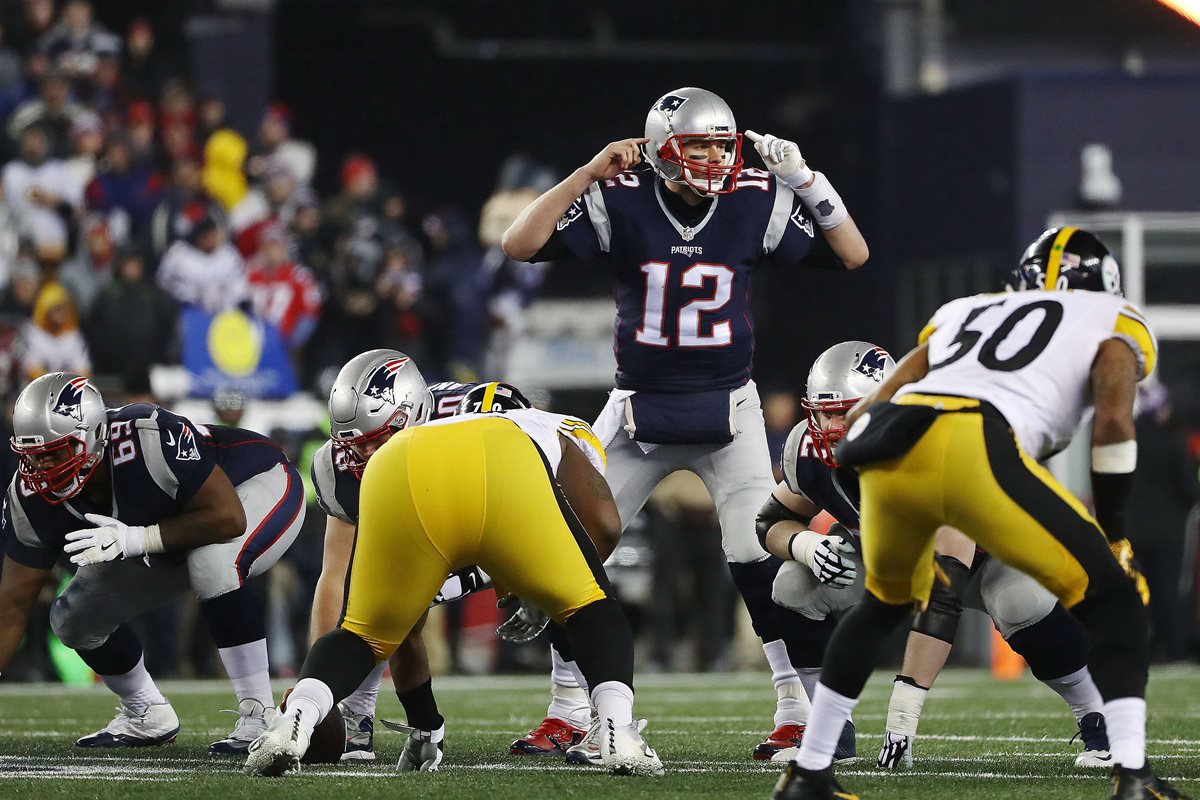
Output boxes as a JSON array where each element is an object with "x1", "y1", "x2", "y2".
[
  {"x1": 772, "y1": 763, "x2": 859, "y2": 800},
  {"x1": 1109, "y1": 764, "x2": 1192, "y2": 799}
]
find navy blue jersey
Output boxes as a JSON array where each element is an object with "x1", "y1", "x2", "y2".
[
  {"x1": 312, "y1": 382, "x2": 474, "y2": 524},
  {"x1": 2, "y1": 403, "x2": 286, "y2": 570},
  {"x1": 779, "y1": 419, "x2": 861, "y2": 531},
  {"x1": 552, "y1": 166, "x2": 818, "y2": 392}
]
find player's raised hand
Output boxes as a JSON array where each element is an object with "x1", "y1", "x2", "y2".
[
  {"x1": 745, "y1": 129, "x2": 811, "y2": 188},
  {"x1": 584, "y1": 138, "x2": 650, "y2": 182}
]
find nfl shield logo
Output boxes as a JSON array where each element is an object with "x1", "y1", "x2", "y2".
[{"x1": 681, "y1": 226, "x2": 695, "y2": 242}]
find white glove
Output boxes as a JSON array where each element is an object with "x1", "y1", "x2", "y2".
[
  {"x1": 381, "y1": 719, "x2": 445, "y2": 772},
  {"x1": 745, "y1": 129, "x2": 813, "y2": 188},
  {"x1": 788, "y1": 529, "x2": 859, "y2": 589},
  {"x1": 495, "y1": 595, "x2": 550, "y2": 643},
  {"x1": 63, "y1": 513, "x2": 161, "y2": 567},
  {"x1": 431, "y1": 566, "x2": 492, "y2": 607}
]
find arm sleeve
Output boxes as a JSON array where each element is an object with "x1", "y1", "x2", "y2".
[{"x1": 1110, "y1": 303, "x2": 1158, "y2": 380}]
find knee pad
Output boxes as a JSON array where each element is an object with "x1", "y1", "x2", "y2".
[
  {"x1": 50, "y1": 594, "x2": 110, "y2": 651},
  {"x1": 772, "y1": 559, "x2": 864, "y2": 621},
  {"x1": 980, "y1": 560, "x2": 1057, "y2": 639},
  {"x1": 911, "y1": 554, "x2": 970, "y2": 643}
]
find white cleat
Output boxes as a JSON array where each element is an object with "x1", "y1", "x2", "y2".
[
  {"x1": 565, "y1": 716, "x2": 648, "y2": 767},
  {"x1": 76, "y1": 702, "x2": 180, "y2": 748},
  {"x1": 244, "y1": 710, "x2": 309, "y2": 777},
  {"x1": 876, "y1": 731, "x2": 914, "y2": 769},
  {"x1": 210, "y1": 698, "x2": 277, "y2": 755},
  {"x1": 598, "y1": 719, "x2": 664, "y2": 777}
]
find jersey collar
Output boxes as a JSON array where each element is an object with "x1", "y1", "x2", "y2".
[{"x1": 655, "y1": 180, "x2": 718, "y2": 241}]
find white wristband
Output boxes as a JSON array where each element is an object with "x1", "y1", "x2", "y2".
[
  {"x1": 794, "y1": 171, "x2": 849, "y2": 229},
  {"x1": 1092, "y1": 440, "x2": 1137, "y2": 473},
  {"x1": 143, "y1": 523, "x2": 165, "y2": 554},
  {"x1": 787, "y1": 529, "x2": 825, "y2": 564},
  {"x1": 782, "y1": 163, "x2": 815, "y2": 190}
]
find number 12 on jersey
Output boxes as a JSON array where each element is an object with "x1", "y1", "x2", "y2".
[{"x1": 635, "y1": 261, "x2": 734, "y2": 348}]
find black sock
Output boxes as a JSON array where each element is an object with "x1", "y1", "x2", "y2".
[
  {"x1": 564, "y1": 598, "x2": 633, "y2": 692},
  {"x1": 819, "y1": 593, "x2": 914, "y2": 699},
  {"x1": 76, "y1": 623, "x2": 143, "y2": 675},
  {"x1": 396, "y1": 677, "x2": 443, "y2": 731},
  {"x1": 300, "y1": 628, "x2": 380, "y2": 704}
]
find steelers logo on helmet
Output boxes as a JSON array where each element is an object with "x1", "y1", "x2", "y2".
[
  {"x1": 1006, "y1": 227, "x2": 1122, "y2": 297},
  {"x1": 456, "y1": 382, "x2": 532, "y2": 415}
]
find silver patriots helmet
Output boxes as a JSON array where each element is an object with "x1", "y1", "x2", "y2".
[
  {"x1": 11, "y1": 372, "x2": 109, "y2": 503},
  {"x1": 328, "y1": 349, "x2": 432, "y2": 477},
  {"x1": 802, "y1": 341, "x2": 895, "y2": 468},
  {"x1": 644, "y1": 87, "x2": 743, "y2": 197}
]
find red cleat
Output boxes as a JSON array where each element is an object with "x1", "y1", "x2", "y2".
[
  {"x1": 753, "y1": 723, "x2": 806, "y2": 761},
  {"x1": 510, "y1": 716, "x2": 587, "y2": 756}
]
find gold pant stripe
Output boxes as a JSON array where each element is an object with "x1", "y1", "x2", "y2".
[
  {"x1": 859, "y1": 409, "x2": 1115, "y2": 610},
  {"x1": 895, "y1": 393, "x2": 981, "y2": 411},
  {"x1": 342, "y1": 417, "x2": 608, "y2": 660}
]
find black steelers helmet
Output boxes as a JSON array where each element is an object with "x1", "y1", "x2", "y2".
[
  {"x1": 456, "y1": 381, "x2": 532, "y2": 415},
  {"x1": 1005, "y1": 227, "x2": 1123, "y2": 296}
]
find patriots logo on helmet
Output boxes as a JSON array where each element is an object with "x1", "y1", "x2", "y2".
[
  {"x1": 363, "y1": 357, "x2": 410, "y2": 406},
  {"x1": 51, "y1": 377, "x2": 89, "y2": 422},
  {"x1": 658, "y1": 94, "x2": 688, "y2": 114},
  {"x1": 853, "y1": 348, "x2": 891, "y2": 383}
]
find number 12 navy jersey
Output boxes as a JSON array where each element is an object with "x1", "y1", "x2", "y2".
[{"x1": 552, "y1": 166, "x2": 822, "y2": 392}]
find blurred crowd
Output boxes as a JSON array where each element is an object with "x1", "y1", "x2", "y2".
[{"x1": 0, "y1": 0, "x2": 556, "y2": 406}]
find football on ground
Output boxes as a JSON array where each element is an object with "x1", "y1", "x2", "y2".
[{"x1": 280, "y1": 686, "x2": 344, "y2": 764}]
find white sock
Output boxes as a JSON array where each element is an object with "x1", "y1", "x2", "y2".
[
  {"x1": 550, "y1": 645, "x2": 579, "y2": 687},
  {"x1": 795, "y1": 683, "x2": 859, "y2": 771},
  {"x1": 216, "y1": 639, "x2": 274, "y2": 708},
  {"x1": 1103, "y1": 697, "x2": 1147, "y2": 769},
  {"x1": 288, "y1": 678, "x2": 335, "y2": 737},
  {"x1": 885, "y1": 678, "x2": 928, "y2": 737},
  {"x1": 1042, "y1": 666, "x2": 1104, "y2": 722},
  {"x1": 98, "y1": 654, "x2": 167, "y2": 716},
  {"x1": 776, "y1": 683, "x2": 811, "y2": 726},
  {"x1": 763, "y1": 640, "x2": 810, "y2": 725},
  {"x1": 548, "y1": 682, "x2": 591, "y2": 728},
  {"x1": 341, "y1": 662, "x2": 386, "y2": 717},
  {"x1": 591, "y1": 680, "x2": 634, "y2": 728}
]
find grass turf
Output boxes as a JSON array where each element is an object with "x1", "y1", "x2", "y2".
[{"x1": 0, "y1": 667, "x2": 1198, "y2": 799}]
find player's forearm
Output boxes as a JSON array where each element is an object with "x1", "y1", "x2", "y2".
[
  {"x1": 820, "y1": 215, "x2": 869, "y2": 270},
  {"x1": 501, "y1": 168, "x2": 594, "y2": 261},
  {"x1": 764, "y1": 520, "x2": 811, "y2": 561},
  {"x1": 157, "y1": 505, "x2": 247, "y2": 551},
  {"x1": 309, "y1": 569, "x2": 346, "y2": 641}
]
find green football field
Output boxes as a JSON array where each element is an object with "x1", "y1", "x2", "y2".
[{"x1": 1, "y1": 667, "x2": 1198, "y2": 799}]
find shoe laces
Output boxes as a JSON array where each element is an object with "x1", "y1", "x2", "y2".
[{"x1": 1070, "y1": 712, "x2": 1108, "y2": 751}]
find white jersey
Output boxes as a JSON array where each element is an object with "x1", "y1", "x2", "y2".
[
  {"x1": 422, "y1": 408, "x2": 606, "y2": 476},
  {"x1": 898, "y1": 290, "x2": 1156, "y2": 460}
]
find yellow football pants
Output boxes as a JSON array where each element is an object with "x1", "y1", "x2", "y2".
[
  {"x1": 340, "y1": 417, "x2": 609, "y2": 661},
  {"x1": 859, "y1": 394, "x2": 1118, "y2": 611}
]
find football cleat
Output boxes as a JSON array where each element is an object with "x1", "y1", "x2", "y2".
[
  {"x1": 1073, "y1": 711, "x2": 1113, "y2": 768},
  {"x1": 1109, "y1": 764, "x2": 1193, "y2": 799},
  {"x1": 876, "y1": 731, "x2": 913, "y2": 769},
  {"x1": 76, "y1": 702, "x2": 180, "y2": 748},
  {"x1": 771, "y1": 722, "x2": 857, "y2": 765},
  {"x1": 339, "y1": 703, "x2": 375, "y2": 761},
  {"x1": 598, "y1": 719, "x2": 664, "y2": 777},
  {"x1": 389, "y1": 721, "x2": 445, "y2": 773},
  {"x1": 565, "y1": 716, "x2": 648, "y2": 766},
  {"x1": 244, "y1": 710, "x2": 308, "y2": 777},
  {"x1": 209, "y1": 698, "x2": 277, "y2": 755},
  {"x1": 754, "y1": 723, "x2": 806, "y2": 761},
  {"x1": 510, "y1": 716, "x2": 586, "y2": 756},
  {"x1": 772, "y1": 762, "x2": 859, "y2": 800}
]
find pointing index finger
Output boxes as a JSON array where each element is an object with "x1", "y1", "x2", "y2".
[{"x1": 743, "y1": 130, "x2": 764, "y2": 144}]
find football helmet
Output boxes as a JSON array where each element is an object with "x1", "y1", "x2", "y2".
[
  {"x1": 644, "y1": 87, "x2": 743, "y2": 196},
  {"x1": 1005, "y1": 227, "x2": 1122, "y2": 296},
  {"x1": 802, "y1": 341, "x2": 895, "y2": 468},
  {"x1": 456, "y1": 381, "x2": 532, "y2": 415},
  {"x1": 11, "y1": 372, "x2": 109, "y2": 503},
  {"x1": 328, "y1": 349, "x2": 432, "y2": 478}
]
